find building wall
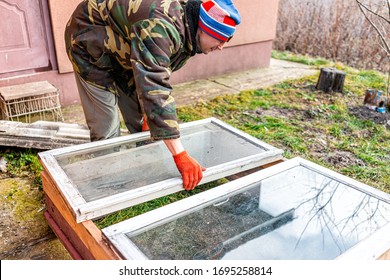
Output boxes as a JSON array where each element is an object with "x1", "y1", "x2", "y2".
[{"x1": 0, "y1": 0, "x2": 280, "y2": 106}]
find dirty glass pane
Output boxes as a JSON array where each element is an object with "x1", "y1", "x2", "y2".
[
  {"x1": 54, "y1": 122, "x2": 268, "y2": 202},
  {"x1": 126, "y1": 165, "x2": 390, "y2": 260}
]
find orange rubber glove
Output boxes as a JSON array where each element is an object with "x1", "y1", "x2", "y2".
[
  {"x1": 173, "y1": 151, "x2": 206, "y2": 191},
  {"x1": 141, "y1": 116, "x2": 149, "y2": 131}
]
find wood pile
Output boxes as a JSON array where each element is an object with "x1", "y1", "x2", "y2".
[{"x1": 0, "y1": 120, "x2": 90, "y2": 150}]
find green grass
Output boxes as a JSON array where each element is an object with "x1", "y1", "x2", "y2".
[
  {"x1": 0, "y1": 148, "x2": 45, "y2": 224},
  {"x1": 272, "y1": 50, "x2": 330, "y2": 67},
  {"x1": 3, "y1": 51, "x2": 389, "y2": 228},
  {"x1": 100, "y1": 54, "x2": 389, "y2": 224},
  {"x1": 94, "y1": 178, "x2": 229, "y2": 229},
  {"x1": 0, "y1": 148, "x2": 43, "y2": 187},
  {"x1": 177, "y1": 55, "x2": 390, "y2": 195}
]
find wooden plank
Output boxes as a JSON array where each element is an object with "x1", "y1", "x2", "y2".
[
  {"x1": 0, "y1": 137, "x2": 86, "y2": 150},
  {"x1": 378, "y1": 249, "x2": 390, "y2": 260},
  {"x1": 44, "y1": 193, "x2": 93, "y2": 260},
  {"x1": 0, "y1": 120, "x2": 90, "y2": 149},
  {"x1": 44, "y1": 210, "x2": 83, "y2": 260},
  {"x1": 1, "y1": 127, "x2": 56, "y2": 138},
  {"x1": 41, "y1": 171, "x2": 120, "y2": 260},
  {"x1": 0, "y1": 120, "x2": 89, "y2": 135},
  {"x1": 56, "y1": 127, "x2": 90, "y2": 139},
  {"x1": 32, "y1": 121, "x2": 90, "y2": 138}
]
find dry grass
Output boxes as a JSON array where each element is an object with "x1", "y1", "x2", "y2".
[{"x1": 274, "y1": 0, "x2": 389, "y2": 72}]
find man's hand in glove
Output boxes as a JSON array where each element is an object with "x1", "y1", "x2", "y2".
[
  {"x1": 141, "y1": 115, "x2": 149, "y2": 131},
  {"x1": 173, "y1": 151, "x2": 206, "y2": 191}
]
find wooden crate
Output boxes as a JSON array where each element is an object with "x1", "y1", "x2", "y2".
[
  {"x1": 0, "y1": 81, "x2": 64, "y2": 122},
  {"x1": 42, "y1": 171, "x2": 121, "y2": 260}
]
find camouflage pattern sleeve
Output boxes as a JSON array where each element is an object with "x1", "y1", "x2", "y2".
[
  {"x1": 130, "y1": 18, "x2": 182, "y2": 140},
  {"x1": 65, "y1": 0, "x2": 193, "y2": 140},
  {"x1": 64, "y1": 1, "x2": 119, "y2": 94}
]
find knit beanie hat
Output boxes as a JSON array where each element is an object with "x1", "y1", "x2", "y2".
[{"x1": 198, "y1": 0, "x2": 241, "y2": 42}]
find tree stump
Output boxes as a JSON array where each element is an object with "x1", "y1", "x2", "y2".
[{"x1": 316, "y1": 68, "x2": 346, "y2": 93}]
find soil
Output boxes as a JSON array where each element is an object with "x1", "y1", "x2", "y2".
[
  {"x1": 0, "y1": 177, "x2": 72, "y2": 260},
  {"x1": 349, "y1": 105, "x2": 390, "y2": 127}
]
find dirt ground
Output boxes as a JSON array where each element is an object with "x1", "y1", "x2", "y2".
[{"x1": 0, "y1": 177, "x2": 73, "y2": 260}]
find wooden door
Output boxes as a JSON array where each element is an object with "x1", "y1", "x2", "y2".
[{"x1": 0, "y1": 0, "x2": 50, "y2": 75}]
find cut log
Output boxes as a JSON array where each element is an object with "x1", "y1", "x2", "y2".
[
  {"x1": 316, "y1": 68, "x2": 346, "y2": 93},
  {"x1": 332, "y1": 69, "x2": 346, "y2": 93}
]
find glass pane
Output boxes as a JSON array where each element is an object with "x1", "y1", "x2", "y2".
[
  {"x1": 55, "y1": 122, "x2": 267, "y2": 202},
  {"x1": 126, "y1": 165, "x2": 390, "y2": 260}
]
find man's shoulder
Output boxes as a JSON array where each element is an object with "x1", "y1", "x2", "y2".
[{"x1": 148, "y1": 0, "x2": 185, "y2": 17}]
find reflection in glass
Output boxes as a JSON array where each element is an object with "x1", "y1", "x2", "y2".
[
  {"x1": 126, "y1": 166, "x2": 390, "y2": 259},
  {"x1": 53, "y1": 123, "x2": 267, "y2": 202}
]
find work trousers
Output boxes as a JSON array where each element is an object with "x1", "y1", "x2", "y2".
[{"x1": 74, "y1": 74, "x2": 143, "y2": 141}]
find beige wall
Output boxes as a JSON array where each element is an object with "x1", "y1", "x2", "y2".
[
  {"x1": 233, "y1": 0, "x2": 279, "y2": 45},
  {"x1": 49, "y1": 0, "x2": 280, "y2": 74},
  {"x1": 48, "y1": 0, "x2": 81, "y2": 73},
  {"x1": 171, "y1": 0, "x2": 280, "y2": 84},
  {"x1": 0, "y1": 0, "x2": 279, "y2": 106}
]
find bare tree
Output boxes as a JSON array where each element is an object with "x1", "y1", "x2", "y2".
[
  {"x1": 274, "y1": 0, "x2": 389, "y2": 73},
  {"x1": 355, "y1": 0, "x2": 390, "y2": 106}
]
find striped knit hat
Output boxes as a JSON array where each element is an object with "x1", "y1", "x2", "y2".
[{"x1": 198, "y1": 0, "x2": 241, "y2": 42}]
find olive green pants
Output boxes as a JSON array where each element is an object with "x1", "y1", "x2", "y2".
[{"x1": 74, "y1": 74, "x2": 143, "y2": 141}]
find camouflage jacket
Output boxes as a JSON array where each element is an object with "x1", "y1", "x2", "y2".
[{"x1": 65, "y1": 0, "x2": 199, "y2": 140}]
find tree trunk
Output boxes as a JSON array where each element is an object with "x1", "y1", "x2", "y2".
[
  {"x1": 332, "y1": 69, "x2": 346, "y2": 92},
  {"x1": 316, "y1": 68, "x2": 346, "y2": 93}
]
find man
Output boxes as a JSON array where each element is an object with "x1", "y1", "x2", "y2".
[{"x1": 65, "y1": 0, "x2": 241, "y2": 191}]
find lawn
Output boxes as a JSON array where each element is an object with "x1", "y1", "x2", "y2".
[
  {"x1": 1, "y1": 52, "x2": 389, "y2": 229},
  {"x1": 97, "y1": 54, "x2": 390, "y2": 227}
]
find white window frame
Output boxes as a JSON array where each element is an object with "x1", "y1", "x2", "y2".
[
  {"x1": 102, "y1": 157, "x2": 390, "y2": 260},
  {"x1": 39, "y1": 118, "x2": 283, "y2": 222}
]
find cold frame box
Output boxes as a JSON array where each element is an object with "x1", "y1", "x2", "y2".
[
  {"x1": 39, "y1": 118, "x2": 283, "y2": 222},
  {"x1": 102, "y1": 158, "x2": 390, "y2": 260}
]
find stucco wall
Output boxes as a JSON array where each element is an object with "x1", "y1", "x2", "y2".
[
  {"x1": 47, "y1": 0, "x2": 80, "y2": 74},
  {"x1": 1, "y1": 0, "x2": 279, "y2": 106},
  {"x1": 49, "y1": 0, "x2": 279, "y2": 74},
  {"x1": 171, "y1": 0, "x2": 279, "y2": 84}
]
